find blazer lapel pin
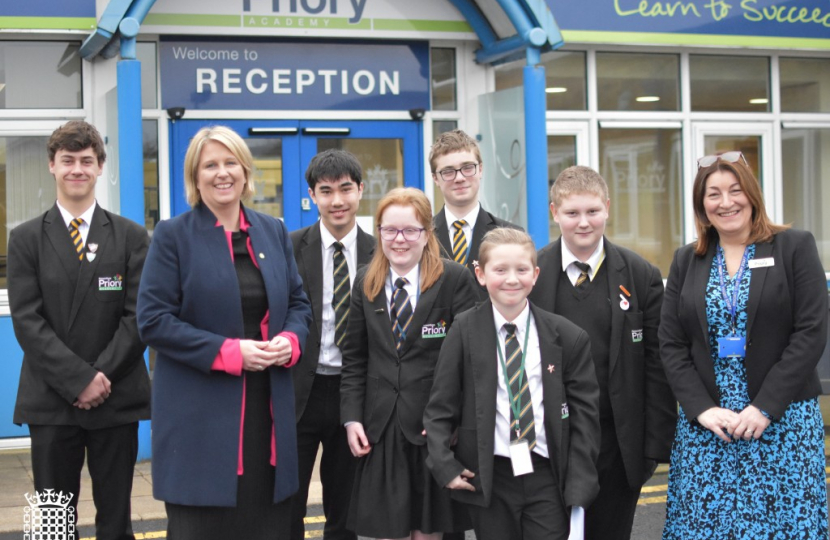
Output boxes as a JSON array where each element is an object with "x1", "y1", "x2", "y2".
[{"x1": 619, "y1": 284, "x2": 631, "y2": 311}]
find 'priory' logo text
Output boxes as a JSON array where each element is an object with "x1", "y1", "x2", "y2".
[{"x1": 99, "y1": 274, "x2": 124, "y2": 292}]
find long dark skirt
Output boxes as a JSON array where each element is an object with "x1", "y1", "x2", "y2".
[{"x1": 166, "y1": 370, "x2": 290, "y2": 540}]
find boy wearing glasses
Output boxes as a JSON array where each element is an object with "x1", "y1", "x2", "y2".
[
  {"x1": 431, "y1": 129, "x2": 522, "y2": 299},
  {"x1": 288, "y1": 149, "x2": 376, "y2": 540},
  {"x1": 528, "y1": 166, "x2": 677, "y2": 540}
]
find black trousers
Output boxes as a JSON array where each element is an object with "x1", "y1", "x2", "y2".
[
  {"x1": 584, "y1": 441, "x2": 641, "y2": 540},
  {"x1": 290, "y1": 374, "x2": 356, "y2": 540},
  {"x1": 467, "y1": 454, "x2": 568, "y2": 540},
  {"x1": 29, "y1": 422, "x2": 139, "y2": 540}
]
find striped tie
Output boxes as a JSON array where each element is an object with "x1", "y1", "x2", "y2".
[
  {"x1": 504, "y1": 323, "x2": 536, "y2": 449},
  {"x1": 332, "y1": 242, "x2": 350, "y2": 349},
  {"x1": 451, "y1": 220, "x2": 468, "y2": 265},
  {"x1": 574, "y1": 261, "x2": 591, "y2": 289},
  {"x1": 69, "y1": 218, "x2": 84, "y2": 261},
  {"x1": 390, "y1": 277, "x2": 413, "y2": 354}
]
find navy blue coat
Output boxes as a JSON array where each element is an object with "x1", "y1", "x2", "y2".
[{"x1": 137, "y1": 203, "x2": 312, "y2": 506}]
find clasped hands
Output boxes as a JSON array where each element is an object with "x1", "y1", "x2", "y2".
[
  {"x1": 697, "y1": 405, "x2": 771, "y2": 443},
  {"x1": 241, "y1": 335, "x2": 293, "y2": 372}
]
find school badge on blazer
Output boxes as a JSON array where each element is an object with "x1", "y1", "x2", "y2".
[{"x1": 421, "y1": 320, "x2": 448, "y2": 339}]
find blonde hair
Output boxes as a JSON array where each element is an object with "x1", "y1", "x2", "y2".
[
  {"x1": 363, "y1": 188, "x2": 444, "y2": 301},
  {"x1": 428, "y1": 129, "x2": 482, "y2": 173},
  {"x1": 184, "y1": 126, "x2": 256, "y2": 207},
  {"x1": 550, "y1": 165, "x2": 609, "y2": 207},
  {"x1": 692, "y1": 156, "x2": 788, "y2": 255},
  {"x1": 477, "y1": 228, "x2": 537, "y2": 270}
]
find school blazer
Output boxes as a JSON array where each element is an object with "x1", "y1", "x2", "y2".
[
  {"x1": 423, "y1": 301, "x2": 601, "y2": 510},
  {"x1": 433, "y1": 206, "x2": 522, "y2": 299},
  {"x1": 8, "y1": 203, "x2": 151, "y2": 429},
  {"x1": 528, "y1": 237, "x2": 676, "y2": 488},
  {"x1": 290, "y1": 221, "x2": 376, "y2": 421},
  {"x1": 137, "y1": 203, "x2": 312, "y2": 507},
  {"x1": 340, "y1": 259, "x2": 478, "y2": 445},
  {"x1": 659, "y1": 228, "x2": 826, "y2": 422}
]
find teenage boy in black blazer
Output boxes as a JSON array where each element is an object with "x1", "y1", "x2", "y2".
[
  {"x1": 528, "y1": 166, "x2": 677, "y2": 540},
  {"x1": 8, "y1": 120, "x2": 151, "y2": 540},
  {"x1": 425, "y1": 228, "x2": 600, "y2": 540},
  {"x1": 430, "y1": 129, "x2": 522, "y2": 300},
  {"x1": 288, "y1": 149, "x2": 375, "y2": 540}
]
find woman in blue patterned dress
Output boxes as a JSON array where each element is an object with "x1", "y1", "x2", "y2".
[{"x1": 659, "y1": 151, "x2": 828, "y2": 539}]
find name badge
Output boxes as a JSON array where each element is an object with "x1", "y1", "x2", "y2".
[
  {"x1": 718, "y1": 335, "x2": 746, "y2": 358},
  {"x1": 748, "y1": 257, "x2": 774, "y2": 269},
  {"x1": 509, "y1": 440, "x2": 534, "y2": 476}
]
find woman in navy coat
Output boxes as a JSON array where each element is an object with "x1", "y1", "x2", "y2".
[{"x1": 137, "y1": 126, "x2": 311, "y2": 540}]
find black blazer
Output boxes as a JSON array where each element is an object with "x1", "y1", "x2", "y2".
[
  {"x1": 8, "y1": 203, "x2": 151, "y2": 429},
  {"x1": 340, "y1": 259, "x2": 478, "y2": 445},
  {"x1": 659, "y1": 228, "x2": 827, "y2": 422},
  {"x1": 433, "y1": 205, "x2": 522, "y2": 299},
  {"x1": 290, "y1": 221, "x2": 376, "y2": 421},
  {"x1": 528, "y1": 238, "x2": 676, "y2": 488},
  {"x1": 424, "y1": 301, "x2": 600, "y2": 509}
]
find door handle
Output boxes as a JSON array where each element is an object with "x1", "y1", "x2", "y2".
[
  {"x1": 301, "y1": 127, "x2": 351, "y2": 135},
  {"x1": 248, "y1": 127, "x2": 299, "y2": 135}
]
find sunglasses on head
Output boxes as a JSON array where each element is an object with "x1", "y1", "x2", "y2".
[{"x1": 697, "y1": 151, "x2": 748, "y2": 169}]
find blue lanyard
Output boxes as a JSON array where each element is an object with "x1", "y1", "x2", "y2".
[{"x1": 716, "y1": 245, "x2": 750, "y2": 333}]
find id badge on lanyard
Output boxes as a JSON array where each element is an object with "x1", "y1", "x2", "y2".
[{"x1": 716, "y1": 246, "x2": 749, "y2": 359}]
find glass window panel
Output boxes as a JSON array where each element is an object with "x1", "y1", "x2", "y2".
[
  {"x1": 318, "y1": 138, "x2": 404, "y2": 231},
  {"x1": 137, "y1": 42, "x2": 158, "y2": 110},
  {"x1": 596, "y1": 53, "x2": 679, "y2": 111},
  {"x1": 780, "y1": 58, "x2": 830, "y2": 113},
  {"x1": 599, "y1": 128, "x2": 683, "y2": 275},
  {"x1": 431, "y1": 48, "x2": 456, "y2": 111},
  {"x1": 548, "y1": 135, "x2": 577, "y2": 241},
  {"x1": 246, "y1": 138, "x2": 284, "y2": 219},
  {"x1": 0, "y1": 42, "x2": 82, "y2": 109},
  {"x1": 782, "y1": 128, "x2": 830, "y2": 269},
  {"x1": 690, "y1": 55, "x2": 769, "y2": 112},
  {"x1": 495, "y1": 51, "x2": 587, "y2": 111},
  {"x1": 702, "y1": 136, "x2": 762, "y2": 184},
  {"x1": 1, "y1": 136, "x2": 54, "y2": 288},
  {"x1": 143, "y1": 120, "x2": 159, "y2": 231}
]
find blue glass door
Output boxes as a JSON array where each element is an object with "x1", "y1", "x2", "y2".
[{"x1": 169, "y1": 119, "x2": 423, "y2": 232}]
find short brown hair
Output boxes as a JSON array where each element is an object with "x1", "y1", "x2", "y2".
[
  {"x1": 550, "y1": 166, "x2": 609, "y2": 207},
  {"x1": 692, "y1": 156, "x2": 788, "y2": 255},
  {"x1": 363, "y1": 188, "x2": 443, "y2": 301},
  {"x1": 47, "y1": 120, "x2": 106, "y2": 165},
  {"x1": 428, "y1": 129, "x2": 482, "y2": 173},
  {"x1": 183, "y1": 126, "x2": 256, "y2": 207},
  {"x1": 478, "y1": 228, "x2": 537, "y2": 270}
]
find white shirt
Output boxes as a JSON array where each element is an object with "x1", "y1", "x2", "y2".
[
  {"x1": 385, "y1": 265, "x2": 419, "y2": 317},
  {"x1": 443, "y1": 204, "x2": 479, "y2": 261},
  {"x1": 57, "y1": 200, "x2": 97, "y2": 246},
  {"x1": 492, "y1": 302, "x2": 549, "y2": 459},
  {"x1": 318, "y1": 222, "x2": 359, "y2": 374},
  {"x1": 561, "y1": 238, "x2": 605, "y2": 286}
]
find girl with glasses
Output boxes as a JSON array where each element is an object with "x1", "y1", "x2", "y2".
[
  {"x1": 660, "y1": 151, "x2": 829, "y2": 539},
  {"x1": 340, "y1": 187, "x2": 478, "y2": 540}
]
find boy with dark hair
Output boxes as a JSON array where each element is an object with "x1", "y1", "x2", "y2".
[
  {"x1": 8, "y1": 120, "x2": 151, "y2": 540},
  {"x1": 289, "y1": 149, "x2": 375, "y2": 540}
]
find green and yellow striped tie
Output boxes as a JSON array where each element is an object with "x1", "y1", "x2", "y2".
[
  {"x1": 504, "y1": 323, "x2": 536, "y2": 449},
  {"x1": 452, "y1": 220, "x2": 468, "y2": 265},
  {"x1": 332, "y1": 242, "x2": 350, "y2": 349},
  {"x1": 69, "y1": 217, "x2": 84, "y2": 261}
]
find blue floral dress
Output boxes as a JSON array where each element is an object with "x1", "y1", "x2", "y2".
[{"x1": 663, "y1": 244, "x2": 829, "y2": 540}]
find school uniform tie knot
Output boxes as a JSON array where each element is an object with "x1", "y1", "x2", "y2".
[
  {"x1": 573, "y1": 261, "x2": 591, "y2": 288},
  {"x1": 451, "y1": 220, "x2": 468, "y2": 265},
  {"x1": 332, "y1": 241, "x2": 350, "y2": 349},
  {"x1": 69, "y1": 218, "x2": 84, "y2": 261},
  {"x1": 391, "y1": 278, "x2": 412, "y2": 354},
  {"x1": 503, "y1": 323, "x2": 517, "y2": 338}
]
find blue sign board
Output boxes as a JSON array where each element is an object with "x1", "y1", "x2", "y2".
[
  {"x1": 547, "y1": 0, "x2": 830, "y2": 41},
  {"x1": 160, "y1": 39, "x2": 430, "y2": 111},
  {"x1": 1, "y1": 0, "x2": 95, "y2": 17}
]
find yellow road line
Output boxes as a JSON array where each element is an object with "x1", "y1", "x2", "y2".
[
  {"x1": 641, "y1": 484, "x2": 667, "y2": 494},
  {"x1": 638, "y1": 495, "x2": 667, "y2": 505}
]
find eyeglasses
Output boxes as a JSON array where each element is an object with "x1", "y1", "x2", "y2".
[
  {"x1": 697, "y1": 151, "x2": 748, "y2": 169},
  {"x1": 377, "y1": 227, "x2": 425, "y2": 242},
  {"x1": 435, "y1": 163, "x2": 479, "y2": 182}
]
